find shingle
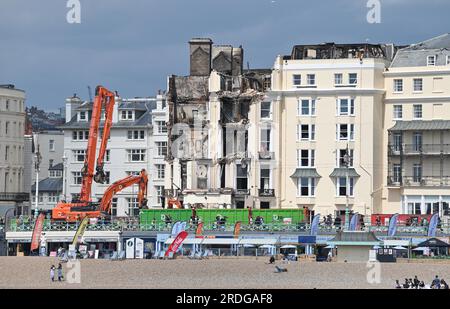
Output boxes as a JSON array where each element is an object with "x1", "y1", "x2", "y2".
[
  {"x1": 31, "y1": 178, "x2": 63, "y2": 192},
  {"x1": 390, "y1": 120, "x2": 450, "y2": 131},
  {"x1": 329, "y1": 168, "x2": 360, "y2": 177},
  {"x1": 290, "y1": 168, "x2": 321, "y2": 178}
]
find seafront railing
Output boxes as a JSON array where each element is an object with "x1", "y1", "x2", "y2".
[{"x1": 4, "y1": 218, "x2": 450, "y2": 236}]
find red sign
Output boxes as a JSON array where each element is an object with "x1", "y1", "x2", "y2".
[
  {"x1": 31, "y1": 213, "x2": 45, "y2": 251},
  {"x1": 371, "y1": 214, "x2": 432, "y2": 226},
  {"x1": 165, "y1": 231, "x2": 188, "y2": 257}
]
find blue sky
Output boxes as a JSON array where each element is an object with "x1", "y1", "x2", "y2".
[{"x1": 0, "y1": 0, "x2": 449, "y2": 111}]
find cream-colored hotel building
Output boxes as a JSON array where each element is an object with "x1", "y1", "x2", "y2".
[{"x1": 267, "y1": 34, "x2": 450, "y2": 219}]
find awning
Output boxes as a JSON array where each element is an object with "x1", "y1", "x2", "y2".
[
  {"x1": 202, "y1": 238, "x2": 240, "y2": 245},
  {"x1": 329, "y1": 168, "x2": 360, "y2": 177},
  {"x1": 383, "y1": 240, "x2": 411, "y2": 247},
  {"x1": 290, "y1": 168, "x2": 321, "y2": 178},
  {"x1": 165, "y1": 238, "x2": 204, "y2": 245},
  {"x1": 389, "y1": 120, "x2": 450, "y2": 131},
  {"x1": 239, "y1": 238, "x2": 278, "y2": 245}
]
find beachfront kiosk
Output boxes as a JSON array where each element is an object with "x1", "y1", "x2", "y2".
[{"x1": 327, "y1": 231, "x2": 382, "y2": 263}]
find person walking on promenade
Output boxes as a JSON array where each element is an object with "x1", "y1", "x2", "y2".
[
  {"x1": 50, "y1": 265, "x2": 55, "y2": 282},
  {"x1": 441, "y1": 279, "x2": 449, "y2": 289},
  {"x1": 57, "y1": 264, "x2": 64, "y2": 282},
  {"x1": 269, "y1": 256, "x2": 275, "y2": 264}
]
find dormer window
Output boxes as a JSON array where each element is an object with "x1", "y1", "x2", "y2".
[
  {"x1": 78, "y1": 111, "x2": 87, "y2": 121},
  {"x1": 120, "y1": 110, "x2": 134, "y2": 121},
  {"x1": 427, "y1": 55, "x2": 436, "y2": 66}
]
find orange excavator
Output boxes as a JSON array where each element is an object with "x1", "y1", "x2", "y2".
[{"x1": 52, "y1": 86, "x2": 149, "y2": 222}]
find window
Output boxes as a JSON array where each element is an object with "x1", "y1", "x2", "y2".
[
  {"x1": 433, "y1": 77, "x2": 444, "y2": 92},
  {"x1": 120, "y1": 110, "x2": 133, "y2": 120},
  {"x1": 334, "y1": 73, "x2": 343, "y2": 85},
  {"x1": 72, "y1": 131, "x2": 89, "y2": 140},
  {"x1": 298, "y1": 178, "x2": 315, "y2": 197},
  {"x1": 260, "y1": 168, "x2": 270, "y2": 190},
  {"x1": 413, "y1": 164, "x2": 422, "y2": 183},
  {"x1": 293, "y1": 74, "x2": 301, "y2": 86},
  {"x1": 297, "y1": 149, "x2": 315, "y2": 167},
  {"x1": 413, "y1": 132, "x2": 422, "y2": 151},
  {"x1": 393, "y1": 164, "x2": 402, "y2": 183},
  {"x1": 38, "y1": 193, "x2": 44, "y2": 204},
  {"x1": 103, "y1": 171, "x2": 111, "y2": 185},
  {"x1": 127, "y1": 149, "x2": 146, "y2": 162},
  {"x1": 48, "y1": 193, "x2": 59, "y2": 204},
  {"x1": 298, "y1": 99, "x2": 316, "y2": 116},
  {"x1": 337, "y1": 98, "x2": 355, "y2": 116},
  {"x1": 447, "y1": 55, "x2": 450, "y2": 65},
  {"x1": 105, "y1": 150, "x2": 110, "y2": 162},
  {"x1": 307, "y1": 74, "x2": 315, "y2": 85},
  {"x1": 260, "y1": 128, "x2": 271, "y2": 152},
  {"x1": 5, "y1": 122, "x2": 9, "y2": 136},
  {"x1": 156, "y1": 164, "x2": 165, "y2": 179},
  {"x1": 72, "y1": 172, "x2": 82, "y2": 185},
  {"x1": 126, "y1": 171, "x2": 141, "y2": 176},
  {"x1": 156, "y1": 142, "x2": 167, "y2": 157},
  {"x1": 155, "y1": 186, "x2": 165, "y2": 205},
  {"x1": 49, "y1": 170, "x2": 62, "y2": 178},
  {"x1": 393, "y1": 133, "x2": 402, "y2": 152},
  {"x1": 49, "y1": 140, "x2": 55, "y2": 152},
  {"x1": 349, "y1": 73, "x2": 358, "y2": 85},
  {"x1": 413, "y1": 78, "x2": 423, "y2": 92},
  {"x1": 236, "y1": 164, "x2": 248, "y2": 190},
  {"x1": 126, "y1": 198, "x2": 139, "y2": 216},
  {"x1": 111, "y1": 198, "x2": 118, "y2": 216},
  {"x1": 337, "y1": 149, "x2": 354, "y2": 167},
  {"x1": 156, "y1": 121, "x2": 167, "y2": 133},
  {"x1": 297, "y1": 124, "x2": 315, "y2": 141},
  {"x1": 393, "y1": 105, "x2": 403, "y2": 119},
  {"x1": 5, "y1": 145, "x2": 9, "y2": 161},
  {"x1": 73, "y1": 150, "x2": 86, "y2": 162},
  {"x1": 427, "y1": 55, "x2": 436, "y2": 66},
  {"x1": 394, "y1": 79, "x2": 403, "y2": 92},
  {"x1": 337, "y1": 124, "x2": 354, "y2": 141},
  {"x1": 79, "y1": 111, "x2": 87, "y2": 121},
  {"x1": 5, "y1": 100, "x2": 9, "y2": 110},
  {"x1": 261, "y1": 102, "x2": 271, "y2": 119},
  {"x1": 49, "y1": 159, "x2": 54, "y2": 167},
  {"x1": 337, "y1": 177, "x2": 354, "y2": 197},
  {"x1": 127, "y1": 130, "x2": 145, "y2": 140},
  {"x1": 413, "y1": 104, "x2": 422, "y2": 119}
]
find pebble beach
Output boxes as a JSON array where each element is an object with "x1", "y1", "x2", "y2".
[{"x1": 1, "y1": 257, "x2": 449, "y2": 289}]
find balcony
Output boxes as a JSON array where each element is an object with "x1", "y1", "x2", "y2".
[
  {"x1": 258, "y1": 151, "x2": 275, "y2": 160},
  {"x1": 388, "y1": 176, "x2": 450, "y2": 187},
  {"x1": 234, "y1": 189, "x2": 250, "y2": 196},
  {"x1": 0, "y1": 193, "x2": 29, "y2": 202},
  {"x1": 388, "y1": 144, "x2": 450, "y2": 156},
  {"x1": 258, "y1": 189, "x2": 275, "y2": 197}
]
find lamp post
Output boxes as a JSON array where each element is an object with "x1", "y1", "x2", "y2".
[
  {"x1": 344, "y1": 144, "x2": 351, "y2": 230},
  {"x1": 62, "y1": 153, "x2": 67, "y2": 201},
  {"x1": 34, "y1": 146, "x2": 42, "y2": 219}
]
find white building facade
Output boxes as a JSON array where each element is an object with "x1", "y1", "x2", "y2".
[
  {"x1": 61, "y1": 94, "x2": 167, "y2": 217},
  {"x1": 0, "y1": 84, "x2": 28, "y2": 215}
]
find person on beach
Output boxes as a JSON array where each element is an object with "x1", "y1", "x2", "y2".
[
  {"x1": 431, "y1": 275, "x2": 441, "y2": 289},
  {"x1": 57, "y1": 264, "x2": 64, "y2": 282},
  {"x1": 269, "y1": 256, "x2": 275, "y2": 264},
  {"x1": 395, "y1": 280, "x2": 401, "y2": 289},
  {"x1": 50, "y1": 265, "x2": 55, "y2": 282},
  {"x1": 440, "y1": 279, "x2": 449, "y2": 289}
]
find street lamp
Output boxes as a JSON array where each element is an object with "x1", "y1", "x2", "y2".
[
  {"x1": 34, "y1": 146, "x2": 42, "y2": 219},
  {"x1": 343, "y1": 144, "x2": 351, "y2": 230}
]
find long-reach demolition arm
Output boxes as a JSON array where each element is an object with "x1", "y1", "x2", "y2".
[
  {"x1": 79, "y1": 86, "x2": 116, "y2": 202},
  {"x1": 99, "y1": 169, "x2": 149, "y2": 215}
]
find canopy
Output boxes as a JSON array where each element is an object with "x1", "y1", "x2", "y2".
[
  {"x1": 259, "y1": 244, "x2": 276, "y2": 249},
  {"x1": 412, "y1": 247, "x2": 429, "y2": 251},
  {"x1": 239, "y1": 238, "x2": 278, "y2": 245},
  {"x1": 280, "y1": 245, "x2": 297, "y2": 249},
  {"x1": 393, "y1": 246, "x2": 407, "y2": 250},
  {"x1": 373, "y1": 245, "x2": 381, "y2": 249},
  {"x1": 417, "y1": 238, "x2": 450, "y2": 248}
]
